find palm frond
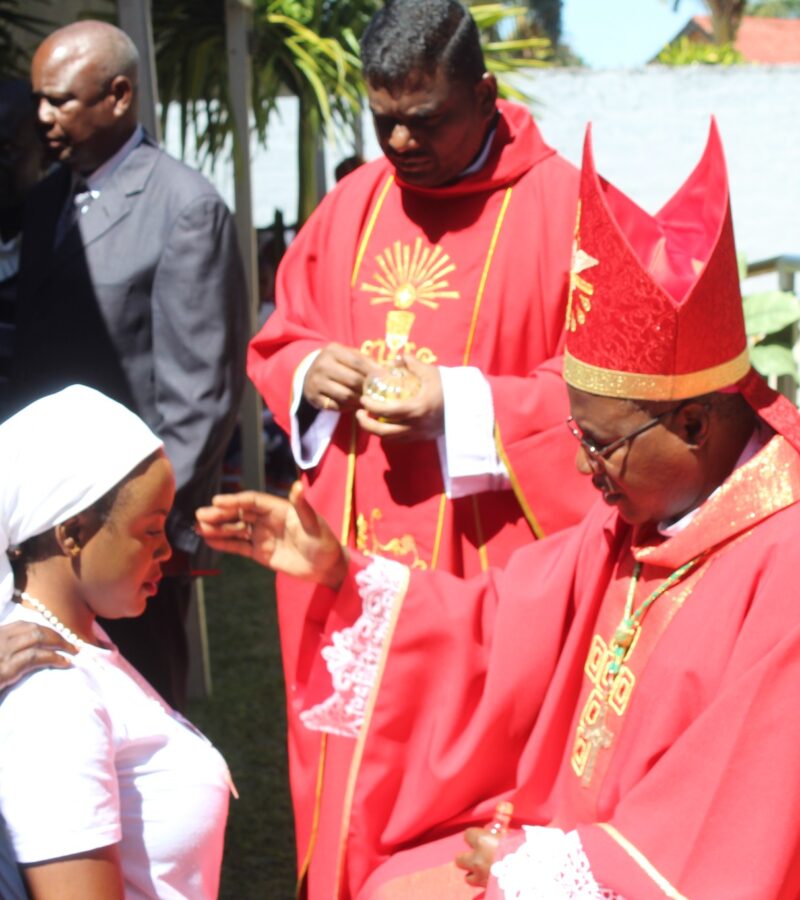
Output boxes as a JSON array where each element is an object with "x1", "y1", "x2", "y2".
[{"x1": 0, "y1": 0, "x2": 53, "y2": 77}]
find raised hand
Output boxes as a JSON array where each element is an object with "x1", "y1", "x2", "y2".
[{"x1": 195, "y1": 482, "x2": 348, "y2": 590}]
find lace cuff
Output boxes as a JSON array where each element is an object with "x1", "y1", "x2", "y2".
[
  {"x1": 299, "y1": 557, "x2": 408, "y2": 738},
  {"x1": 491, "y1": 827, "x2": 624, "y2": 900}
]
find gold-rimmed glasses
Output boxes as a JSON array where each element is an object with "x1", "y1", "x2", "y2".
[{"x1": 566, "y1": 401, "x2": 689, "y2": 463}]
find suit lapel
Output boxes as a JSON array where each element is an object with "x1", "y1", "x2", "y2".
[
  {"x1": 26, "y1": 137, "x2": 161, "y2": 286},
  {"x1": 77, "y1": 137, "x2": 160, "y2": 250}
]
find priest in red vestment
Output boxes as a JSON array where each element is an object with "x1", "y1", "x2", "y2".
[
  {"x1": 200, "y1": 115, "x2": 800, "y2": 898},
  {"x1": 245, "y1": 0, "x2": 595, "y2": 888}
]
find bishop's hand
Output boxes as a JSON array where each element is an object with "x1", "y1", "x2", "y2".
[
  {"x1": 454, "y1": 827, "x2": 502, "y2": 888},
  {"x1": 195, "y1": 483, "x2": 348, "y2": 590}
]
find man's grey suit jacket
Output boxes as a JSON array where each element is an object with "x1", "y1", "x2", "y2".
[{"x1": 14, "y1": 134, "x2": 249, "y2": 554}]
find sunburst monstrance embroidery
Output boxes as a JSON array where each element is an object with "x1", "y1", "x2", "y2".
[
  {"x1": 566, "y1": 201, "x2": 599, "y2": 332},
  {"x1": 360, "y1": 237, "x2": 460, "y2": 310}
]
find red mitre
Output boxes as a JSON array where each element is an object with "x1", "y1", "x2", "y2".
[{"x1": 563, "y1": 119, "x2": 750, "y2": 401}]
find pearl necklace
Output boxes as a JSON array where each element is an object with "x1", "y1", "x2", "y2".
[{"x1": 12, "y1": 589, "x2": 85, "y2": 649}]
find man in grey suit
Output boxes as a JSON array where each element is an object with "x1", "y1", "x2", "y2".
[{"x1": 13, "y1": 20, "x2": 249, "y2": 708}]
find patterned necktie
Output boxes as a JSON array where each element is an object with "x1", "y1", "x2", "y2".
[
  {"x1": 73, "y1": 179, "x2": 99, "y2": 215},
  {"x1": 55, "y1": 178, "x2": 97, "y2": 247}
]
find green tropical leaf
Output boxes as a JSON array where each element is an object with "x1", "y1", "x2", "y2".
[
  {"x1": 736, "y1": 251, "x2": 748, "y2": 281},
  {"x1": 743, "y1": 291, "x2": 800, "y2": 338},
  {"x1": 470, "y1": 4, "x2": 527, "y2": 28},
  {"x1": 293, "y1": 58, "x2": 332, "y2": 122},
  {"x1": 485, "y1": 38, "x2": 551, "y2": 51},
  {"x1": 749, "y1": 344, "x2": 798, "y2": 380},
  {"x1": 656, "y1": 36, "x2": 744, "y2": 65},
  {"x1": 0, "y1": 0, "x2": 52, "y2": 76}
]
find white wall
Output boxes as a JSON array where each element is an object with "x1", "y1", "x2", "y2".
[{"x1": 531, "y1": 66, "x2": 800, "y2": 272}]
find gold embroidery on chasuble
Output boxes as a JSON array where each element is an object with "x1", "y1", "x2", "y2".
[
  {"x1": 355, "y1": 510, "x2": 428, "y2": 569},
  {"x1": 570, "y1": 567, "x2": 703, "y2": 790},
  {"x1": 571, "y1": 634, "x2": 637, "y2": 786},
  {"x1": 360, "y1": 237, "x2": 460, "y2": 310},
  {"x1": 358, "y1": 238, "x2": 460, "y2": 364},
  {"x1": 360, "y1": 327, "x2": 438, "y2": 368},
  {"x1": 566, "y1": 201, "x2": 599, "y2": 333},
  {"x1": 348, "y1": 183, "x2": 515, "y2": 571}
]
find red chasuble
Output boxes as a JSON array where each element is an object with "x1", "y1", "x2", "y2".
[
  {"x1": 307, "y1": 432, "x2": 800, "y2": 898},
  {"x1": 247, "y1": 101, "x2": 595, "y2": 890}
]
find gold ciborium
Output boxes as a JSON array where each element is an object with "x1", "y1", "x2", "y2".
[{"x1": 363, "y1": 310, "x2": 422, "y2": 402}]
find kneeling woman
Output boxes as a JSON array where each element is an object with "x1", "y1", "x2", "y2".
[{"x1": 0, "y1": 385, "x2": 233, "y2": 899}]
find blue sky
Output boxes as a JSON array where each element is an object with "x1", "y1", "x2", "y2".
[{"x1": 561, "y1": 0, "x2": 708, "y2": 68}]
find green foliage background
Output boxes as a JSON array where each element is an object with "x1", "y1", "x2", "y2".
[
  {"x1": 656, "y1": 35, "x2": 744, "y2": 64},
  {"x1": 153, "y1": 1, "x2": 553, "y2": 222},
  {"x1": 0, "y1": 0, "x2": 49, "y2": 77}
]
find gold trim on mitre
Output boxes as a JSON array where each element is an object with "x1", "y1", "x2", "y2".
[{"x1": 563, "y1": 347, "x2": 751, "y2": 400}]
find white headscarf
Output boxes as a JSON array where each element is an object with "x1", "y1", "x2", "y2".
[{"x1": 0, "y1": 385, "x2": 164, "y2": 614}]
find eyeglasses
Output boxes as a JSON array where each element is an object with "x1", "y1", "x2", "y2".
[{"x1": 566, "y1": 401, "x2": 689, "y2": 463}]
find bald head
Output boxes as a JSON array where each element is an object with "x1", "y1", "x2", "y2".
[
  {"x1": 32, "y1": 20, "x2": 139, "y2": 174},
  {"x1": 37, "y1": 21, "x2": 139, "y2": 86}
]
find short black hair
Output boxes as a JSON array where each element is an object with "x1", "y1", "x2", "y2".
[{"x1": 360, "y1": 0, "x2": 485, "y2": 90}]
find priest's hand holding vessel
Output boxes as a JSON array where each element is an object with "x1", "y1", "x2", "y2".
[
  {"x1": 358, "y1": 355, "x2": 444, "y2": 442},
  {"x1": 303, "y1": 342, "x2": 379, "y2": 412}
]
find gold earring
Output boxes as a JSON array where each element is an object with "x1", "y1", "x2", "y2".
[{"x1": 64, "y1": 538, "x2": 81, "y2": 558}]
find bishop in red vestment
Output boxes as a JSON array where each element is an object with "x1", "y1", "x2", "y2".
[
  {"x1": 244, "y1": 1, "x2": 594, "y2": 889},
  {"x1": 199, "y1": 115, "x2": 800, "y2": 898}
]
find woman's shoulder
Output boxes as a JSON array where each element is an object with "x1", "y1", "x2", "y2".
[
  {"x1": 0, "y1": 651, "x2": 108, "y2": 734},
  {"x1": 0, "y1": 609, "x2": 109, "y2": 736}
]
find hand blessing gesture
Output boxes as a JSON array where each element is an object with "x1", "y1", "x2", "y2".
[{"x1": 196, "y1": 482, "x2": 348, "y2": 590}]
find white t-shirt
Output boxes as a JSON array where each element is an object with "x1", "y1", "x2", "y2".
[{"x1": 0, "y1": 605, "x2": 232, "y2": 899}]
